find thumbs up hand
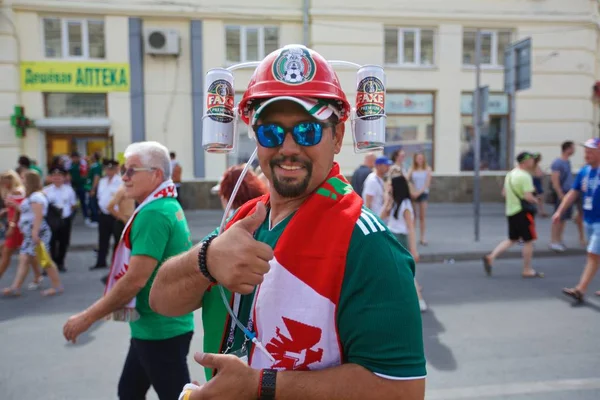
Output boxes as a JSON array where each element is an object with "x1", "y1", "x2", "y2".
[{"x1": 206, "y1": 202, "x2": 274, "y2": 294}]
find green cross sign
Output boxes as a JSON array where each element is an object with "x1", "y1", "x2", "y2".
[{"x1": 10, "y1": 105, "x2": 33, "y2": 138}]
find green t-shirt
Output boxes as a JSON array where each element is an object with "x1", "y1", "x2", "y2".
[
  {"x1": 504, "y1": 168, "x2": 535, "y2": 216},
  {"x1": 86, "y1": 162, "x2": 103, "y2": 191},
  {"x1": 201, "y1": 208, "x2": 426, "y2": 381},
  {"x1": 69, "y1": 162, "x2": 86, "y2": 189},
  {"x1": 129, "y1": 197, "x2": 195, "y2": 340}
]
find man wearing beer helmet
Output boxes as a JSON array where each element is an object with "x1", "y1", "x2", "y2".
[{"x1": 150, "y1": 45, "x2": 426, "y2": 399}]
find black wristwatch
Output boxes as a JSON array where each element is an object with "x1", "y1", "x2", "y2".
[
  {"x1": 197, "y1": 234, "x2": 217, "y2": 283},
  {"x1": 258, "y1": 369, "x2": 277, "y2": 400}
]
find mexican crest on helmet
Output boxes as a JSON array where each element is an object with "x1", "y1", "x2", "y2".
[{"x1": 272, "y1": 46, "x2": 317, "y2": 85}]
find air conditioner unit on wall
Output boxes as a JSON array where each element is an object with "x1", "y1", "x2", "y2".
[{"x1": 144, "y1": 28, "x2": 180, "y2": 56}]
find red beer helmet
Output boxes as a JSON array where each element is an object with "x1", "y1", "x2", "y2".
[{"x1": 238, "y1": 44, "x2": 351, "y2": 125}]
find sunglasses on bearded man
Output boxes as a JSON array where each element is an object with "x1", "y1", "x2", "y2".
[{"x1": 252, "y1": 121, "x2": 336, "y2": 148}]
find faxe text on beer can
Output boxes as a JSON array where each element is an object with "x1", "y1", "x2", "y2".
[
  {"x1": 353, "y1": 65, "x2": 386, "y2": 152},
  {"x1": 203, "y1": 68, "x2": 236, "y2": 153}
]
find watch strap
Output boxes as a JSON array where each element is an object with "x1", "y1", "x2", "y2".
[{"x1": 258, "y1": 368, "x2": 277, "y2": 400}]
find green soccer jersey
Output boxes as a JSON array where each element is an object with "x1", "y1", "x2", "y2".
[
  {"x1": 69, "y1": 162, "x2": 86, "y2": 189},
  {"x1": 129, "y1": 197, "x2": 195, "y2": 340},
  {"x1": 86, "y1": 162, "x2": 103, "y2": 191},
  {"x1": 201, "y1": 208, "x2": 426, "y2": 381}
]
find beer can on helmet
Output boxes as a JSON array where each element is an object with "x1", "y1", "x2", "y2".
[
  {"x1": 353, "y1": 65, "x2": 386, "y2": 152},
  {"x1": 202, "y1": 68, "x2": 236, "y2": 153}
]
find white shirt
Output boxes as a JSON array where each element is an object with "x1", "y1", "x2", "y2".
[
  {"x1": 362, "y1": 172, "x2": 386, "y2": 217},
  {"x1": 43, "y1": 184, "x2": 77, "y2": 219},
  {"x1": 171, "y1": 160, "x2": 181, "y2": 186},
  {"x1": 97, "y1": 175, "x2": 123, "y2": 214},
  {"x1": 387, "y1": 199, "x2": 414, "y2": 235}
]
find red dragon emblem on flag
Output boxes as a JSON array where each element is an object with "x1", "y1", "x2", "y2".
[
  {"x1": 114, "y1": 263, "x2": 129, "y2": 281},
  {"x1": 265, "y1": 317, "x2": 324, "y2": 370}
]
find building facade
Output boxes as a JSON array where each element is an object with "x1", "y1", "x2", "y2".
[{"x1": 1, "y1": 0, "x2": 599, "y2": 182}]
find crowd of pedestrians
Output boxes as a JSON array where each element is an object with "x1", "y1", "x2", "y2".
[
  {"x1": 0, "y1": 149, "x2": 178, "y2": 295},
  {"x1": 475, "y1": 140, "x2": 600, "y2": 304}
]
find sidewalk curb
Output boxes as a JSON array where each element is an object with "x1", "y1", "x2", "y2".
[
  {"x1": 69, "y1": 242, "x2": 585, "y2": 263},
  {"x1": 419, "y1": 248, "x2": 585, "y2": 264}
]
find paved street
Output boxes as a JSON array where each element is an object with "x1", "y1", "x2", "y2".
[{"x1": 1, "y1": 251, "x2": 599, "y2": 399}]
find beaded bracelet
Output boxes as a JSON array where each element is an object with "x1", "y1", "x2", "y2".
[{"x1": 198, "y1": 234, "x2": 218, "y2": 283}]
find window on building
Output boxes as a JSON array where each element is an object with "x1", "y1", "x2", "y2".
[
  {"x1": 43, "y1": 17, "x2": 105, "y2": 59},
  {"x1": 384, "y1": 93, "x2": 435, "y2": 171},
  {"x1": 384, "y1": 28, "x2": 436, "y2": 66},
  {"x1": 225, "y1": 26, "x2": 279, "y2": 63},
  {"x1": 67, "y1": 21, "x2": 83, "y2": 57},
  {"x1": 43, "y1": 19, "x2": 62, "y2": 58},
  {"x1": 45, "y1": 93, "x2": 107, "y2": 118},
  {"x1": 88, "y1": 20, "x2": 106, "y2": 58},
  {"x1": 459, "y1": 92, "x2": 510, "y2": 171},
  {"x1": 462, "y1": 30, "x2": 511, "y2": 67}
]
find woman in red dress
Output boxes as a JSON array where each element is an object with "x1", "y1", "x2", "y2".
[{"x1": 0, "y1": 170, "x2": 26, "y2": 280}]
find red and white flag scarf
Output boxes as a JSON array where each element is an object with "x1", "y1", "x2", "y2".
[
  {"x1": 218, "y1": 163, "x2": 363, "y2": 373},
  {"x1": 103, "y1": 179, "x2": 178, "y2": 322}
]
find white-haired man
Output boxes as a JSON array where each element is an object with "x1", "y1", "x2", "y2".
[{"x1": 63, "y1": 141, "x2": 195, "y2": 400}]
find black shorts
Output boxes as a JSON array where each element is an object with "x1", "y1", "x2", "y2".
[{"x1": 508, "y1": 211, "x2": 537, "y2": 242}]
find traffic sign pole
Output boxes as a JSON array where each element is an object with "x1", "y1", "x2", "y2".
[
  {"x1": 474, "y1": 29, "x2": 482, "y2": 242},
  {"x1": 504, "y1": 38, "x2": 531, "y2": 166},
  {"x1": 509, "y1": 54, "x2": 517, "y2": 166}
]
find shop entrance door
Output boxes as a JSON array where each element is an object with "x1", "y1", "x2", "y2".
[{"x1": 46, "y1": 133, "x2": 113, "y2": 169}]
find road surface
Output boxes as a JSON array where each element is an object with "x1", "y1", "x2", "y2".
[{"x1": 1, "y1": 251, "x2": 598, "y2": 399}]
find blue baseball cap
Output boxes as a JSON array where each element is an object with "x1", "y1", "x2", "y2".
[
  {"x1": 582, "y1": 138, "x2": 600, "y2": 149},
  {"x1": 375, "y1": 156, "x2": 393, "y2": 166}
]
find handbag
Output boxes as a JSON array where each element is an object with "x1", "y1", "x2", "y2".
[
  {"x1": 507, "y1": 172, "x2": 538, "y2": 216},
  {"x1": 42, "y1": 193, "x2": 65, "y2": 232}
]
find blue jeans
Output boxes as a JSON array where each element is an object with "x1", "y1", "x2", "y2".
[
  {"x1": 89, "y1": 195, "x2": 99, "y2": 222},
  {"x1": 118, "y1": 331, "x2": 193, "y2": 400},
  {"x1": 74, "y1": 187, "x2": 89, "y2": 219},
  {"x1": 585, "y1": 223, "x2": 600, "y2": 255},
  {"x1": 554, "y1": 199, "x2": 573, "y2": 221}
]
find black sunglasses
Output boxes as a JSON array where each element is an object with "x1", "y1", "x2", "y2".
[{"x1": 252, "y1": 121, "x2": 335, "y2": 148}]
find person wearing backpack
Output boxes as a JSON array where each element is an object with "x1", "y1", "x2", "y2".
[{"x1": 43, "y1": 167, "x2": 77, "y2": 272}]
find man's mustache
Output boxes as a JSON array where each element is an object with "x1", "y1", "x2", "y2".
[{"x1": 269, "y1": 156, "x2": 311, "y2": 169}]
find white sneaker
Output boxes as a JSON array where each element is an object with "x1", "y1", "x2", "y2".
[
  {"x1": 550, "y1": 243, "x2": 566, "y2": 252},
  {"x1": 419, "y1": 299, "x2": 428, "y2": 312},
  {"x1": 85, "y1": 219, "x2": 99, "y2": 228}
]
